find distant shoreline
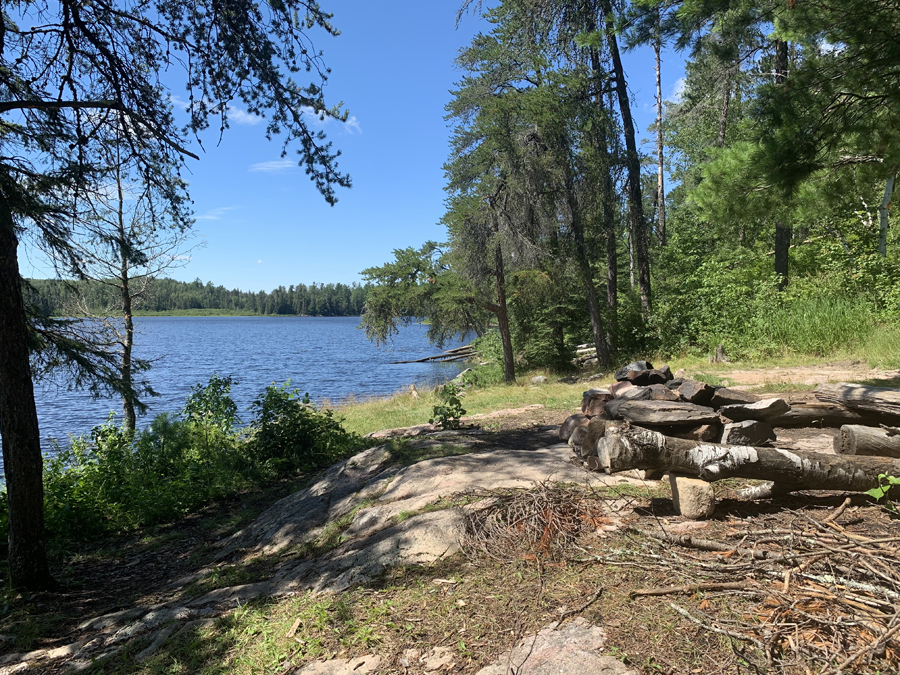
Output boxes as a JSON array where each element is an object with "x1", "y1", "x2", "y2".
[{"x1": 131, "y1": 310, "x2": 364, "y2": 318}]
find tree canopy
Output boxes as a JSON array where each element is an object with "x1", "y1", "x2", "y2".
[{"x1": 0, "y1": 0, "x2": 351, "y2": 588}]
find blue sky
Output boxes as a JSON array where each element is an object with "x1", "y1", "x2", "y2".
[{"x1": 21, "y1": 2, "x2": 686, "y2": 293}]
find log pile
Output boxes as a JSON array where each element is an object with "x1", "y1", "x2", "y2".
[{"x1": 560, "y1": 363, "x2": 900, "y2": 514}]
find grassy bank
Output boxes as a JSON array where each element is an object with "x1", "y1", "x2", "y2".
[{"x1": 334, "y1": 379, "x2": 603, "y2": 436}]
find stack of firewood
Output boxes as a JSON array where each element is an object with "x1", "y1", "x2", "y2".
[{"x1": 560, "y1": 361, "x2": 900, "y2": 497}]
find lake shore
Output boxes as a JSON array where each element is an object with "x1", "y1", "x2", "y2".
[{"x1": 7, "y1": 360, "x2": 900, "y2": 675}]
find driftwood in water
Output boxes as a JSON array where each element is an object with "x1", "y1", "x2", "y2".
[
  {"x1": 590, "y1": 423, "x2": 900, "y2": 493},
  {"x1": 389, "y1": 345, "x2": 475, "y2": 365},
  {"x1": 769, "y1": 401, "x2": 875, "y2": 428},
  {"x1": 814, "y1": 382, "x2": 900, "y2": 420},
  {"x1": 836, "y1": 424, "x2": 900, "y2": 458}
]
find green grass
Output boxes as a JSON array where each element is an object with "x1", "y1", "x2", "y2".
[
  {"x1": 851, "y1": 324, "x2": 900, "y2": 369},
  {"x1": 335, "y1": 377, "x2": 610, "y2": 437}
]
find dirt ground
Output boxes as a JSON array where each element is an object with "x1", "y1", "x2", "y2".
[{"x1": 1, "y1": 365, "x2": 898, "y2": 675}]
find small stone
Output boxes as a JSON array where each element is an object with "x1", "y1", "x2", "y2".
[
  {"x1": 674, "y1": 368, "x2": 687, "y2": 379},
  {"x1": 295, "y1": 655, "x2": 382, "y2": 675},
  {"x1": 669, "y1": 475, "x2": 716, "y2": 520},
  {"x1": 720, "y1": 398, "x2": 790, "y2": 422},
  {"x1": 557, "y1": 376, "x2": 579, "y2": 384},
  {"x1": 531, "y1": 376, "x2": 548, "y2": 385},
  {"x1": 585, "y1": 373, "x2": 605, "y2": 381},
  {"x1": 721, "y1": 420, "x2": 776, "y2": 446},
  {"x1": 422, "y1": 646, "x2": 455, "y2": 672}
]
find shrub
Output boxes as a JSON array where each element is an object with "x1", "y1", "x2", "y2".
[
  {"x1": 430, "y1": 382, "x2": 466, "y2": 429},
  {"x1": 0, "y1": 375, "x2": 365, "y2": 554},
  {"x1": 248, "y1": 382, "x2": 363, "y2": 473}
]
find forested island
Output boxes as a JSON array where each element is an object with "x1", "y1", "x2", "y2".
[{"x1": 26, "y1": 278, "x2": 371, "y2": 317}]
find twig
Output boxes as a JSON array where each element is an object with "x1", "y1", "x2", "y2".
[
  {"x1": 668, "y1": 603, "x2": 766, "y2": 651},
  {"x1": 630, "y1": 581, "x2": 750, "y2": 598},
  {"x1": 819, "y1": 613, "x2": 900, "y2": 675},
  {"x1": 557, "y1": 587, "x2": 604, "y2": 626},
  {"x1": 822, "y1": 497, "x2": 852, "y2": 524},
  {"x1": 633, "y1": 527, "x2": 770, "y2": 560}
]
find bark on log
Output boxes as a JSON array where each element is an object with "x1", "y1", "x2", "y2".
[
  {"x1": 769, "y1": 401, "x2": 874, "y2": 428},
  {"x1": 836, "y1": 425, "x2": 900, "y2": 459},
  {"x1": 815, "y1": 382, "x2": 900, "y2": 421},
  {"x1": 611, "y1": 400, "x2": 719, "y2": 426},
  {"x1": 593, "y1": 424, "x2": 900, "y2": 493}
]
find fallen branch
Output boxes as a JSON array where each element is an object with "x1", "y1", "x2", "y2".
[
  {"x1": 633, "y1": 527, "x2": 771, "y2": 560},
  {"x1": 630, "y1": 581, "x2": 750, "y2": 598},
  {"x1": 668, "y1": 603, "x2": 766, "y2": 652}
]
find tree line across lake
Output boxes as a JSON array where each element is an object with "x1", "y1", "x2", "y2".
[{"x1": 26, "y1": 278, "x2": 372, "y2": 317}]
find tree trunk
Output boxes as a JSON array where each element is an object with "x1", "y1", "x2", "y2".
[
  {"x1": 774, "y1": 220, "x2": 790, "y2": 289},
  {"x1": 493, "y1": 242, "x2": 516, "y2": 384},
  {"x1": 591, "y1": 423, "x2": 900, "y2": 493},
  {"x1": 564, "y1": 168, "x2": 611, "y2": 367},
  {"x1": 0, "y1": 194, "x2": 53, "y2": 589},
  {"x1": 879, "y1": 175, "x2": 894, "y2": 257},
  {"x1": 654, "y1": 20, "x2": 666, "y2": 247},
  {"x1": 836, "y1": 425, "x2": 900, "y2": 458},
  {"x1": 599, "y1": 0, "x2": 650, "y2": 314},
  {"x1": 716, "y1": 68, "x2": 732, "y2": 148},
  {"x1": 814, "y1": 382, "x2": 900, "y2": 420},
  {"x1": 587, "y1": 45, "x2": 619, "y2": 336},
  {"x1": 116, "y1": 168, "x2": 137, "y2": 432}
]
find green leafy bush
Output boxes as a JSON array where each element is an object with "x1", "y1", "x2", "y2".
[
  {"x1": 0, "y1": 375, "x2": 365, "y2": 553},
  {"x1": 248, "y1": 382, "x2": 363, "y2": 473},
  {"x1": 430, "y1": 382, "x2": 467, "y2": 429}
]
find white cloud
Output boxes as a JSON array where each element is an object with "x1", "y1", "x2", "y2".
[
  {"x1": 257, "y1": 259, "x2": 263, "y2": 264},
  {"x1": 300, "y1": 106, "x2": 329, "y2": 128},
  {"x1": 299, "y1": 106, "x2": 362, "y2": 135},
  {"x1": 169, "y1": 94, "x2": 190, "y2": 111},
  {"x1": 671, "y1": 77, "x2": 686, "y2": 103},
  {"x1": 228, "y1": 106, "x2": 263, "y2": 126},
  {"x1": 196, "y1": 206, "x2": 240, "y2": 221},
  {"x1": 249, "y1": 159, "x2": 295, "y2": 173},
  {"x1": 344, "y1": 115, "x2": 362, "y2": 134}
]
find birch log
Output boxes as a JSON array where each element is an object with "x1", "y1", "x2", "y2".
[
  {"x1": 769, "y1": 401, "x2": 874, "y2": 428},
  {"x1": 593, "y1": 424, "x2": 900, "y2": 492},
  {"x1": 836, "y1": 425, "x2": 900, "y2": 458},
  {"x1": 814, "y1": 383, "x2": 900, "y2": 420}
]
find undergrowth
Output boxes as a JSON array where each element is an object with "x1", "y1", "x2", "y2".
[{"x1": 0, "y1": 376, "x2": 369, "y2": 556}]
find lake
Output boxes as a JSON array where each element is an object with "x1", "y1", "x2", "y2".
[{"x1": 31, "y1": 316, "x2": 470, "y2": 450}]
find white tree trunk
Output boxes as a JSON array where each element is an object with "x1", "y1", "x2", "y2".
[
  {"x1": 591, "y1": 423, "x2": 900, "y2": 493},
  {"x1": 879, "y1": 175, "x2": 894, "y2": 256}
]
